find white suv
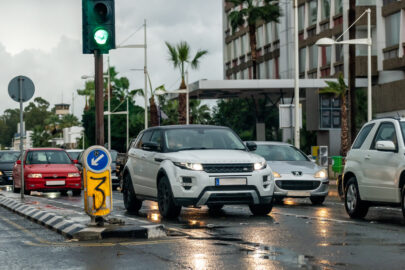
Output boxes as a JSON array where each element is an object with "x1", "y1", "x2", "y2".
[
  {"x1": 343, "y1": 117, "x2": 405, "y2": 219},
  {"x1": 122, "y1": 125, "x2": 274, "y2": 218}
]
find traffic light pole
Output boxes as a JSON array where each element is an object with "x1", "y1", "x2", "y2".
[{"x1": 94, "y1": 50, "x2": 105, "y2": 146}]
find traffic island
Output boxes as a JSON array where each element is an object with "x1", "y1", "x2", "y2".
[{"x1": 0, "y1": 192, "x2": 167, "y2": 241}]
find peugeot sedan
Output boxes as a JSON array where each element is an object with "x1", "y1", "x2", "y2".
[{"x1": 250, "y1": 141, "x2": 329, "y2": 205}]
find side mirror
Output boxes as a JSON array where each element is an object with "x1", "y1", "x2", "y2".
[
  {"x1": 375, "y1": 140, "x2": 396, "y2": 152},
  {"x1": 246, "y1": 141, "x2": 257, "y2": 151},
  {"x1": 308, "y1": 155, "x2": 316, "y2": 162},
  {"x1": 16, "y1": 160, "x2": 21, "y2": 165},
  {"x1": 73, "y1": 159, "x2": 78, "y2": 164},
  {"x1": 142, "y1": 142, "x2": 160, "y2": 152}
]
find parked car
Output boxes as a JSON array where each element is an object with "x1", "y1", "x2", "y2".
[
  {"x1": 343, "y1": 117, "x2": 405, "y2": 219},
  {"x1": 250, "y1": 141, "x2": 329, "y2": 205},
  {"x1": 12, "y1": 148, "x2": 81, "y2": 196},
  {"x1": 0, "y1": 150, "x2": 20, "y2": 185},
  {"x1": 122, "y1": 125, "x2": 274, "y2": 218}
]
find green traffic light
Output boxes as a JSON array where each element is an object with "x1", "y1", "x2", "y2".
[{"x1": 94, "y1": 29, "x2": 109, "y2": 45}]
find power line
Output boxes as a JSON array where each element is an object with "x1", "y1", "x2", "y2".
[{"x1": 118, "y1": 23, "x2": 144, "y2": 47}]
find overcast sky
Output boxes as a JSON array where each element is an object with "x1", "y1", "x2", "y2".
[{"x1": 0, "y1": 0, "x2": 223, "y2": 119}]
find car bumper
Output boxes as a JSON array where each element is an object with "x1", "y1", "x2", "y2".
[
  {"x1": 24, "y1": 178, "x2": 82, "y2": 191},
  {"x1": 0, "y1": 175, "x2": 13, "y2": 185},
  {"x1": 273, "y1": 177, "x2": 329, "y2": 198},
  {"x1": 169, "y1": 166, "x2": 274, "y2": 206}
]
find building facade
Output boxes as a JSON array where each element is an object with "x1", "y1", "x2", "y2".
[{"x1": 223, "y1": 0, "x2": 405, "y2": 155}]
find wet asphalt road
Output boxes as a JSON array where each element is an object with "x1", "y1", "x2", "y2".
[{"x1": 1, "y1": 187, "x2": 405, "y2": 269}]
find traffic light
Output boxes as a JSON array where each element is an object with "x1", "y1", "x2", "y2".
[{"x1": 82, "y1": 0, "x2": 115, "y2": 54}]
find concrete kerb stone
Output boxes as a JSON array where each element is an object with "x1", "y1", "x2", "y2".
[{"x1": 0, "y1": 192, "x2": 167, "y2": 241}]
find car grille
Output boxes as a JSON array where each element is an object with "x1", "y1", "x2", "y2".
[
  {"x1": 44, "y1": 176, "x2": 66, "y2": 179},
  {"x1": 203, "y1": 163, "x2": 254, "y2": 174},
  {"x1": 207, "y1": 193, "x2": 254, "y2": 204},
  {"x1": 275, "y1": 180, "x2": 321, "y2": 190},
  {"x1": 3, "y1": 171, "x2": 12, "y2": 177}
]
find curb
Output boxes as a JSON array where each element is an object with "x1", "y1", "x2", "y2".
[{"x1": 0, "y1": 195, "x2": 166, "y2": 240}]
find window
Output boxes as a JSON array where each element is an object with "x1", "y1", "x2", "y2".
[
  {"x1": 266, "y1": 59, "x2": 274, "y2": 78},
  {"x1": 242, "y1": 34, "x2": 249, "y2": 54},
  {"x1": 150, "y1": 130, "x2": 162, "y2": 146},
  {"x1": 299, "y1": 47, "x2": 306, "y2": 73},
  {"x1": 308, "y1": 0, "x2": 318, "y2": 26},
  {"x1": 298, "y1": 5, "x2": 305, "y2": 31},
  {"x1": 26, "y1": 151, "x2": 72, "y2": 165},
  {"x1": 274, "y1": 23, "x2": 279, "y2": 40},
  {"x1": 259, "y1": 62, "x2": 266, "y2": 79},
  {"x1": 136, "y1": 130, "x2": 153, "y2": 148},
  {"x1": 308, "y1": 45, "x2": 318, "y2": 70},
  {"x1": 335, "y1": 0, "x2": 343, "y2": 14},
  {"x1": 335, "y1": 43, "x2": 343, "y2": 62},
  {"x1": 321, "y1": 0, "x2": 330, "y2": 20},
  {"x1": 322, "y1": 46, "x2": 331, "y2": 66},
  {"x1": 243, "y1": 68, "x2": 249, "y2": 79},
  {"x1": 226, "y1": 43, "x2": 232, "y2": 62},
  {"x1": 352, "y1": 124, "x2": 375, "y2": 149},
  {"x1": 234, "y1": 38, "x2": 241, "y2": 58},
  {"x1": 385, "y1": 12, "x2": 400, "y2": 47},
  {"x1": 266, "y1": 22, "x2": 272, "y2": 44},
  {"x1": 371, "y1": 122, "x2": 397, "y2": 150},
  {"x1": 320, "y1": 95, "x2": 341, "y2": 129}
]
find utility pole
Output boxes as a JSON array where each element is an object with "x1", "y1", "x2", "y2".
[
  {"x1": 349, "y1": 0, "x2": 356, "y2": 143},
  {"x1": 144, "y1": 19, "x2": 148, "y2": 129},
  {"x1": 107, "y1": 57, "x2": 111, "y2": 150}
]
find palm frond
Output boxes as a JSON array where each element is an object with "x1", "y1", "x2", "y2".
[
  {"x1": 165, "y1": 41, "x2": 179, "y2": 68},
  {"x1": 190, "y1": 49, "x2": 208, "y2": 69},
  {"x1": 177, "y1": 41, "x2": 190, "y2": 63},
  {"x1": 228, "y1": 10, "x2": 246, "y2": 33},
  {"x1": 130, "y1": 88, "x2": 144, "y2": 97}
]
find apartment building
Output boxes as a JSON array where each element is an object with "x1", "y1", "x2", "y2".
[{"x1": 223, "y1": 0, "x2": 405, "y2": 154}]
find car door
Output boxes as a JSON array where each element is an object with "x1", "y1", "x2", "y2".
[
  {"x1": 128, "y1": 130, "x2": 153, "y2": 196},
  {"x1": 362, "y1": 121, "x2": 401, "y2": 202},
  {"x1": 142, "y1": 129, "x2": 164, "y2": 197}
]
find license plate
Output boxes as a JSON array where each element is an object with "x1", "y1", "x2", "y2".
[
  {"x1": 8, "y1": 177, "x2": 12, "y2": 180},
  {"x1": 287, "y1": 191, "x2": 310, "y2": 197},
  {"x1": 46, "y1": 180, "x2": 65, "y2": 186},
  {"x1": 215, "y1": 178, "x2": 247, "y2": 186}
]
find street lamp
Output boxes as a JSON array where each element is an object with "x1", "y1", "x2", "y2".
[
  {"x1": 116, "y1": 19, "x2": 148, "y2": 129},
  {"x1": 316, "y1": 8, "x2": 372, "y2": 121}
]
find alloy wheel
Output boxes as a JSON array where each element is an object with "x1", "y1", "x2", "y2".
[{"x1": 346, "y1": 184, "x2": 357, "y2": 213}]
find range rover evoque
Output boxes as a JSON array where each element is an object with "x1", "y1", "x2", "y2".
[{"x1": 122, "y1": 125, "x2": 275, "y2": 218}]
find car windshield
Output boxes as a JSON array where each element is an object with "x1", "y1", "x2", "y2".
[
  {"x1": 253, "y1": 145, "x2": 309, "y2": 161},
  {"x1": 110, "y1": 150, "x2": 118, "y2": 163},
  {"x1": 67, "y1": 151, "x2": 82, "y2": 160},
  {"x1": 400, "y1": 122, "x2": 405, "y2": 145},
  {"x1": 25, "y1": 150, "x2": 72, "y2": 165},
  {"x1": 0, "y1": 152, "x2": 20, "y2": 163},
  {"x1": 164, "y1": 128, "x2": 246, "y2": 152}
]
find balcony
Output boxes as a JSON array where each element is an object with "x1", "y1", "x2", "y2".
[{"x1": 382, "y1": 44, "x2": 405, "y2": 70}]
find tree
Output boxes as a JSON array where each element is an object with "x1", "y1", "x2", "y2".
[
  {"x1": 227, "y1": 0, "x2": 281, "y2": 79},
  {"x1": 320, "y1": 74, "x2": 349, "y2": 156},
  {"x1": 190, "y1": 100, "x2": 211, "y2": 124},
  {"x1": 60, "y1": 114, "x2": 80, "y2": 129},
  {"x1": 165, "y1": 41, "x2": 208, "y2": 124}
]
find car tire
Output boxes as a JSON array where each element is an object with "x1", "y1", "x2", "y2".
[
  {"x1": 23, "y1": 188, "x2": 30, "y2": 195},
  {"x1": 401, "y1": 185, "x2": 405, "y2": 218},
  {"x1": 12, "y1": 182, "x2": 20, "y2": 193},
  {"x1": 337, "y1": 175, "x2": 344, "y2": 201},
  {"x1": 207, "y1": 204, "x2": 224, "y2": 211},
  {"x1": 123, "y1": 173, "x2": 142, "y2": 214},
  {"x1": 157, "y1": 176, "x2": 181, "y2": 219},
  {"x1": 345, "y1": 177, "x2": 369, "y2": 219},
  {"x1": 72, "y1": 190, "x2": 81, "y2": 196},
  {"x1": 310, "y1": 196, "x2": 325, "y2": 205},
  {"x1": 60, "y1": 190, "x2": 68, "y2": 196},
  {"x1": 249, "y1": 204, "x2": 273, "y2": 216}
]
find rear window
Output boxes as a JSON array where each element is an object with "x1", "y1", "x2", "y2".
[
  {"x1": 352, "y1": 124, "x2": 374, "y2": 149},
  {"x1": 26, "y1": 150, "x2": 72, "y2": 165}
]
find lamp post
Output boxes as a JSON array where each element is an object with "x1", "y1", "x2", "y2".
[
  {"x1": 316, "y1": 9, "x2": 372, "y2": 121},
  {"x1": 117, "y1": 19, "x2": 148, "y2": 129}
]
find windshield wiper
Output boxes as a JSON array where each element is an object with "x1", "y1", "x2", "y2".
[{"x1": 177, "y1": 147, "x2": 208, "y2": 151}]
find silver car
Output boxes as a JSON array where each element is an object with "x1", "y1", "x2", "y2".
[{"x1": 251, "y1": 141, "x2": 329, "y2": 205}]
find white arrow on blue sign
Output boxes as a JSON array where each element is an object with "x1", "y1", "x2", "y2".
[{"x1": 85, "y1": 147, "x2": 111, "y2": 173}]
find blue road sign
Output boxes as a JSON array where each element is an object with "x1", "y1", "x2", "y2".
[{"x1": 86, "y1": 148, "x2": 110, "y2": 173}]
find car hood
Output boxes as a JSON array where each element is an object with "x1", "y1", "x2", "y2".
[
  {"x1": 0, "y1": 162, "x2": 15, "y2": 171},
  {"x1": 163, "y1": 150, "x2": 265, "y2": 164},
  {"x1": 24, "y1": 164, "x2": 79, "y2": 174},
  {"x1": 267, "y1": 161, "x2": 321, "y2": 174}
]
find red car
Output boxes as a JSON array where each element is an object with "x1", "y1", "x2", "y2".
[{"x1": 12, "y1": 148, "x2": 81, "y2": 196}]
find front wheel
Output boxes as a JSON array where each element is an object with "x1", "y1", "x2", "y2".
[
  {"x1": 249, "y1": 204, "x2": 273, "y2": 216},
  {"x1": 310, "y1": 196, "x2": 325, "y2": 205},
  {"x1": 72, "y1": 190, "x2": 81, "y2": 196},
  {"x1": 157, "y1": 176, "x2": 181, "y2": 219},
  {"x1": 345, "y1": 178, "x2": 369, "y2": 219},
  {"x1": 123, "y1": 173, "x2": 142, "y2": 214}
]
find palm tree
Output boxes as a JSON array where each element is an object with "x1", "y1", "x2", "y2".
[
  {"x1": 60, "y1": 114, "x2": 80, "y2": 129},
  {"x1": 320, "y1": 74, "x2": 349, "y2": 156},
  {"x1": 190, "y1": 100, "x2": 211, "y2": 124},
  {"x1": 165, "y1": 41, "x2": 208, "y2": 124},
  {"x1": 227, "y1": 0, "x2": 281, "y2": 79}
]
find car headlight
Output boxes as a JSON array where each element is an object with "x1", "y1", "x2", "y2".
[
  {"x1": 68, "y1": 173, "x2": 80, "y2": 178},
  {"x1": 272, "y1": 171, "x2": 281, "y2": 178},
  {"x1": 0, "y1": 171, "x2": 3, "y2": 176},
  {"x1": 314, "y1": 169, "x2": 327, "y2": 178},
  {"x1": 174, "y1": 162, "x2": 203, "y2": 171},
  {"x1": 254, "y1": 161, "x2": 267, "y2": 170},
  {"x1": 27, "y1": 173, "x2": 42, "y2": 178}
]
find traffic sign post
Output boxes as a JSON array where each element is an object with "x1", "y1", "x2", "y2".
[
  {"x1": 8, "y1": 75, "x2": 35, "y2": 200},
  {"x1": 82, "y1": 145, "x2": 113, "y2": 224}
]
